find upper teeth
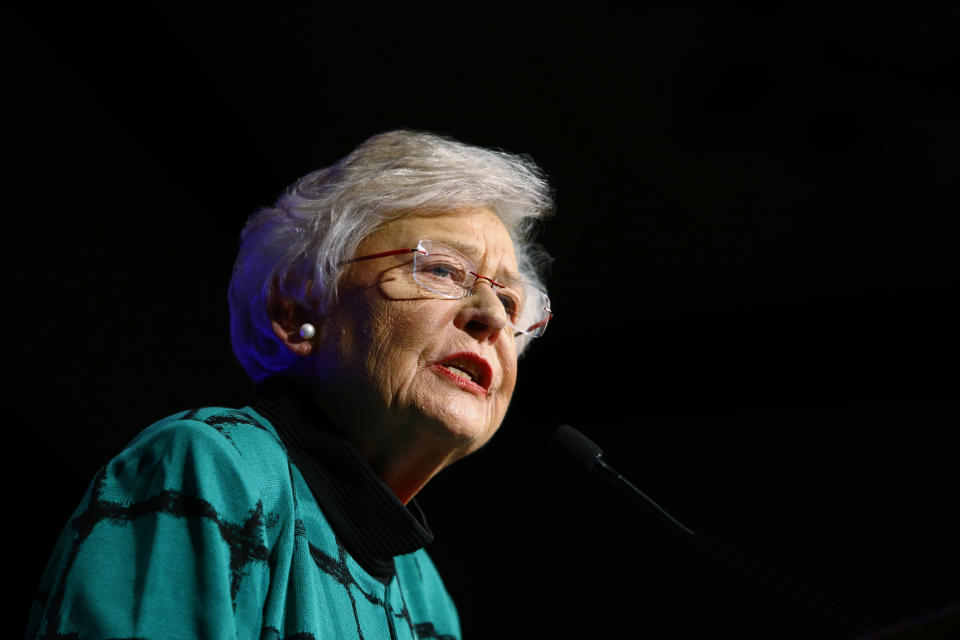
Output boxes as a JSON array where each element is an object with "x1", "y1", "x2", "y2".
[{"x1": 447, "y1": 365, "x2": 474, "y2": 381}]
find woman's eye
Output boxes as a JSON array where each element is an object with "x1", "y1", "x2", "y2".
[
  {"x1": 423, "y1": 259, "x2": 464, "y2": 281},
  {"x1": 428, "y1": 265, "x2": 457, "y2": 279},
  {"x1": 498, "y1": 293, "x2": 520, "y2": 319}
]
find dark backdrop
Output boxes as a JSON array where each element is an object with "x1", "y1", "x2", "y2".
[{"x1": 10, "y1": 5, "x2": 958, "y2": 638}]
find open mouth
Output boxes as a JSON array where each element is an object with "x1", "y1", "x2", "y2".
[{"x1": 433, "y1": 352, "x2": 493, "y2": 395}]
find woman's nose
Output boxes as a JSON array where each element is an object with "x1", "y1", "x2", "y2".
[{"x1": 454, "y1": 279, "x2": 509, "y2": 343}]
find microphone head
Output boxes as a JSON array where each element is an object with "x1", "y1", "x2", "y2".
[{"x1": 551, "y1": 425, "x2": 604, "y2": 472}]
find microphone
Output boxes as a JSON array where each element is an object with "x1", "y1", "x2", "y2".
[
  {"x1": 551, "y1": 425, "x2": 696, "y2": 536},
  {"x1": 550, "y1": 425, "x2": 877, "y2": 634}
]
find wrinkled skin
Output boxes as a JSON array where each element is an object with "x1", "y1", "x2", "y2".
[{"x1": 274, "y1": 207, "x2": 520, "y2": 503}]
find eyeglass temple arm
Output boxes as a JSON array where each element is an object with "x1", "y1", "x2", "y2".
[
  {"x1": 342, "y1": 248, "x2": 425, "y2": 264},
  {"x1": 514, "y1": 311, "x2": 554, "y2": 337}
]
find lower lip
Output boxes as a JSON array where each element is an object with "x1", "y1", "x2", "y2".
[{"x1": 432, "y1": 365, "x2": 488, "y2": 397}]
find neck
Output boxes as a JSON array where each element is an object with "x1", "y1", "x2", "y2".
[
  {"x1": 320, "y1": 398, "x2": 470, "y2": 504},
  {"x1": 356, "y1": 435, "x2": 465, "y2": 505},
  {"x1": 276, "y1": 370, "x2": 468, "y2": 504}
]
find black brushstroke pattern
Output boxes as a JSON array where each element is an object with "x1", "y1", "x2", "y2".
[
  {"x1": 201, "y1": 410, "x2": 275, "y2": 451},
  {"x1": 261, "y1": 626, "x2": 317, "y2": 640},
  {"x1": 414, "y1": 623, "x2": 457, "y2": 640},
  {"x1": 34, "y1": 407, "x2": 453, "y2": 640},
  {"x1": 306, "y1": 540, "x2": 448, "y2": 640},
  {"x1": 36, "y1": 465, "x2": 268, "y2": 640},
  {"x1": 393, "y1": 583, "x2": 416, "y2": 639},
  {"x1": 308, "y1": 542, "x2": 366, "y2": 639}
]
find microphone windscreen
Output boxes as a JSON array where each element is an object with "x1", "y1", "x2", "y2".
[{"x1": 551, "y1": 425, "x2": 604, "y2": 472}]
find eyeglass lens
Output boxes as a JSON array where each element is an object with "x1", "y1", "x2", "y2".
[{"x1": 412, "y1": 240, "x2": 550, "y2": 337}]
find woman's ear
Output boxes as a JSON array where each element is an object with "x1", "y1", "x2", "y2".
[{"x1": 268, "y1": 295, "x2": 319, "y2": 357}]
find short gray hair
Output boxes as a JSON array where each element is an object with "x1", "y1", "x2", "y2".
[{"x1": 228, "y1": 130, "x2": 555, "y2": 382}]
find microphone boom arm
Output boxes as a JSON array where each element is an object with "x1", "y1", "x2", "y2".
[{"x1": 554, "y1": 424, "x2": 878, "y2": 634}]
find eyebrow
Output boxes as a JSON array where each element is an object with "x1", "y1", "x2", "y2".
[{"x1": 441, "y1": 238, "x2": 523, "y2": 284}]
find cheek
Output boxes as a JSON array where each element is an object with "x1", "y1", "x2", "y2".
[
  {"x1": 365, "y1": 301, "x2": 447, "y2": 386},
  {"x1": 411, "y1": 383, "x2": 476, "y2": 425},
  {"x1": 370, "y1": 302, "x2": 444, "y2": 353},
  {"x1": 484, "y1": 344, "x2": 518, "y2": 429},
  {"x1": 499, "y1": 343, "x2": 519, "y2": 396}
]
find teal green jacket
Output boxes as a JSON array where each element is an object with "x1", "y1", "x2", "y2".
[{"x1": 28, "y1": 384, "x2": 460, "y2": 640}]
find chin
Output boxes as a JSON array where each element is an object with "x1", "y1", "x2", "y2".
[
  {"x1": 420, "y1": 400, "x2": 501, "y2": 449},
  {"x1": 405, "y1": 372, "x2": 508, "y2": 456}
]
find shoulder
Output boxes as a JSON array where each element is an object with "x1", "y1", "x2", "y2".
[
  {"x1": 123, "y1": 406, "x2": 286, "y2": 465},
  {"x1": 129, "y1": 405, "x2": 284, "y2": 453},
  {"x1": 100, "y1": 406, "x2": 289, "y2": 516},
  {"x1": 28, "y1": 407, "x2": 286, "y2": 640}
]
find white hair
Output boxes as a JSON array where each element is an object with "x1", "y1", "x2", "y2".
[{"x1": 228, "y1": 129, "x2": 555, "y2": 382}]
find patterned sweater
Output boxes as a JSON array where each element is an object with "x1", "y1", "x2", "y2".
[{"x1": 27, "y1": 381, "x2": 460, "y2": 640}]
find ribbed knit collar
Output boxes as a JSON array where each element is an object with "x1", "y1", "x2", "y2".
[{"x1": 252, "y1": 377, "x2": 434, "y2": 580}]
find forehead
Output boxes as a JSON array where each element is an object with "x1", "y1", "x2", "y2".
[{"x1": 361, "y1": 207, "x2": 519, "y2": 273}]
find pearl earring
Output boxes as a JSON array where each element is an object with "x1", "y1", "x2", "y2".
[{"x1": 298, "y1": 323, "x2": 316, "y2": 339}]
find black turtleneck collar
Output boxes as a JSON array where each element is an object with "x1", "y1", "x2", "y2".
[{"x1": 251, "y1": 377, "x2": 434, "y2": 580}]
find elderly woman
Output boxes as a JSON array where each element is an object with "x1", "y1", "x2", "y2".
[{"x1": 28, "y1": 130, "x2": 554, "y2": 640}]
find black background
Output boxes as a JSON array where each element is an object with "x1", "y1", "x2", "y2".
[{"x1": 10, "y1": 4, "x2": 958, "y2": 638}]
